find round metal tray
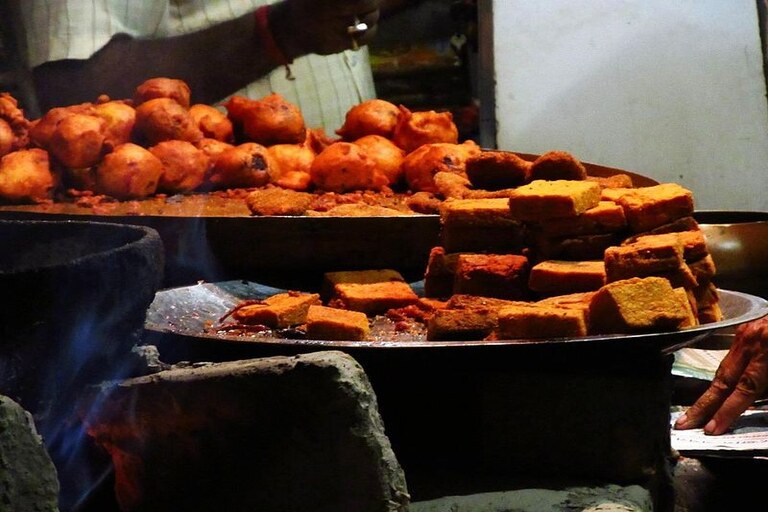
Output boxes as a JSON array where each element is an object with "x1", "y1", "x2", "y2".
[{"x1": 144, "y1": 281, "x2": 768, "y2": 355}]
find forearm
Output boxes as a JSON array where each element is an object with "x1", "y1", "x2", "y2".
[{"x1": 32, "y1": 11, "x2": 280, "y2": 110}]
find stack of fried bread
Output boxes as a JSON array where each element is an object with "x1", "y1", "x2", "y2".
[
  {"x1": 421, "y1": 152, "x2": 720, "y2": 340},
  {"x1": 224, "y1": 150, "x2": 722, "y2": 342}
]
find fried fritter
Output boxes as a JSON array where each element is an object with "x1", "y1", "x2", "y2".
[
  {"x1": 133, "y1": 77, "x2": 192, "y2": 108},
  {"x1": 95, "y1": 143, "x2": 163, "y2": 199},
  {"x1": 310, "y1": 141, "x2": 389, "y2": 193},
  {"x1": 0, "y1": 148, "x2": 57, "y2": 203},
  {"x1": 267, "y1": 142, "x2": 315, "y2": 191},
  {"x1": 402, "y1": 140, "x2": 481, "y2": 193},
  {"x1": 465, "y1": 151, "x2": 532, "y2": 190},
  {"x1": 245, "y1": 186, "x2": 314, "y2": 216},
  {"x1": 92, "y1": 100, "x2": 137, "y2": 150},
  {"x1": 392, "y1": 106, "x2": 459, "y2": 153},
  {"x1": 529, "y1": 150, "x2": 587, "y2": 181},
  {"x1": 207, "y1": 142, "x2": 273, "y2": 189},
  {"x1": 189, "y1": 104, "x2": 234, "y2": 142},
  {"x1": 134, "y1": 97, "x2": 203, "y2": 145},
  {"x1": 224, "y1": 93, "x2": 306, "y2": 146},
  {"x1": 0, "y1": 93, "x2": 31, "y2": 156},
  {"x1": 354, "y1": 134, "x2": 405, "y2": 187},
  {"x1": 150, "y1": 140, "x2": 210, "y2": 194},
  {"x1": 48, "y1": 113, "x2": 106, "y2": 169},
  {"x1": 336, "y1": 98, "x2": 399, "y2": 140}
]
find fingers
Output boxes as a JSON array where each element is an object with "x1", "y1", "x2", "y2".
[
  {"x1": 705, "y1": 355, "x2": 768, "y2": 434},
  {"x1": 674, "y1": 317, "x2": 768, "y2": 434}
]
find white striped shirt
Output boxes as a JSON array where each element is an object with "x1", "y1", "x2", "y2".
[{"x1": 17, "y1": 0, "x2": 376, "y2": 133}]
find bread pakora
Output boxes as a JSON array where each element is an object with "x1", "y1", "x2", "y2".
[
  {"x1": 336, "y1": 98, "x2": 399, "y2": 140},
  {"x1": 310, "y1": 141, "x2": 389, "y2": 193},
  {"x1": 150, "y1": 140, "x2": 210, "y2": 194},
  {"x1": 95, "y1": 143, "x2": 163, "y2": 199},
  {"x1": 392, "y1": 105, "x2": 459, "y2": 153},
  {"x1": 224, "y1": 93, "x2": 306, "y2": 146},
  {"x1": 0, "y1": 148, "x2": 56, "y2": 203}
]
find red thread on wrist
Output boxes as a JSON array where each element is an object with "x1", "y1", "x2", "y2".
[{"x1": 254, "y1": 5, "x2": 292, "y2": 66}]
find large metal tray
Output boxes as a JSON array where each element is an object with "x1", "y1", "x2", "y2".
[
  {"x1": 0, "y1": 155, "x2": 659, "y2": 288},
  {"x1": 144, "y1": 281, "x2": 768, "y2": 356}
]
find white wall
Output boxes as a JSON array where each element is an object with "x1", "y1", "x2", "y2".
[{"x1": 492, "y1": 0, "x2": 768, "y2": 211}]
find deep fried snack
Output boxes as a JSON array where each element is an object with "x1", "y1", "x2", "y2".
[
  {"x1": 206, "y1": 142, "x2": 273, "y2": 189},
  {"x1": 95, "y1": 142, "x2": 163, "y2": 199},
  {"x1": 589, "y1": 276, "x2": 691, "y2": 334},
  {"x1": 133, "y1": 77, "x2": 192, "y2": 108},
  {"x1": 507, "y1": 179, "x2": 602, "y2": 221},
  {"x1": 48, "y1": 113, "x2": 106, "y2": 169},
  {"x1": 402, "y1": 140, "x2": 481, "y2": 193},
  {"x1": 354, "y1": 134, "x2": 405, "y2": 187},
  {"x1": 228, "y1": 291, "x2": 321, "y2": 328},
  {"x1": 392, "y1": 105, "x2": 459, "y2": 153},
  {"x1": 528, "y1": 260, "x2": 607, "y2": 296},
  {"x1": 0, "y1": 93, "x2": 31, "y2": 156},
  {"x1": 433, "y1": 171, "x2": 473, "y2": 199},
  {"x1": 426, "y1": 308, "x2": 500, "y2": 341},
  {"x1": 189, "y1": 104, "x2": 234, "y2": 142},
  {"x1": 29, "y1": 103, "x2": 94, "y2": 149},
  {"x1": 306, "y1": 305, "x2": 370, "y2": 341},
  {"x1": 310, "y1": 141, "x2": 389, "y2": 192},
  {"x1": 453, "y1": 253, "x2": 531, "y2": 300},
  {"x1": 529, "y1": 150, "x2": 588, "y2": 181},
  {"x1": 0, "y1": 148, "x2": 57, "y2": 203},
  {"x1": 134, "y1": 97, "x2": 203, "y2": 145},
  {"x1": 465, "y1": 151, "x2": 532, "y2": 190},
  {"x1": 92, "y1": 100, "x2": 136, "y2": 150},
  {"x1": 224, "y1": 93, "x2": 306, "y2": 146},
  {"x1": 245, "y1": 186, "x2": 314, "y2": 216},
  {"x1": 336, "y1": 98, "x2": 400, "y2": 140},
  {"x1": 197, "y1": 137, "x2": 234, "y2": 161},
  {"x1": 267, "y1": 142, "x2": 315, "y2": 191},
  {"x1": 496, "y1": 303, "x2": 589, "y2": 339},
  {"x1": 150, "y1": 140, "x2": 210, "y2": 194},
  {"x1": 0, "y1": 119, "x2": 14, "y2": 157},
  {"x1": 601, "y1": 183, "x2": 694, "y2": 233}
]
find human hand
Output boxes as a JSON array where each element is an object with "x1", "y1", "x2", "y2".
[
  {"x1": 270, "y1": 0, "x2": 382, "y2": 59},
  {"x1": 674, "y1": 315, "x2": 768, "y2": 435}
]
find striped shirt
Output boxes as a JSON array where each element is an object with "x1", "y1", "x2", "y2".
[{"x1": 17, "y1": 0, "x2": 376, "y2": 133}]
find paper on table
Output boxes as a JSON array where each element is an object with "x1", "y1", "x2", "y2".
[
  {"x1": 670, "y1": 409, "x2": 768, "y2": 456},
  {"x1": 672, "y1": 348, "x2": 728, "y2": 381}
]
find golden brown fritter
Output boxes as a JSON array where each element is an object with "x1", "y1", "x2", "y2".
[
  {"x1": 267, "y1": 142, "x2": 315, "y2": 191},
  {"x1": 245, "y1": 186, "x2": 314, "y2": 216},
  {"x1": 0, "y1": 148, "x2": 57, "y2": 203},
  {"x1": 207, "y1": 142, "x2": 273, "y2": 189},
  {"x1": 465, "y1": 151, "x2": 532, "y2": 190},
  {"x1": 354, "y1": 134, "x2": 405, "y2": 187},
  {"x1": 402, "y1": 140, "x2": 481, "y2": 193},
  {"x1": 336, "y1": 98, "x2": 399, "y2": 140},
  {"x1": 529, "y1": 150, "x2": 588, "y2": 181},
  {"x1": 150, "y1": 140, "x2": 210, "y2": 194},
  {"x1": 92, "y1": 100, "x2": 137, "y2": 150},
  {"x1": 392, "y1": 105, "x2": 459, "y2": 153},
  {"x1": 0, "y1": 93, "x2": 31, "y2": 156},
  {"x1": 224, "y1": 93, "x2": 306, "y2": 146},
  {"x1": 133, "y1": 77, "x2": 192, "y2": 108},
  {"x1": 95, "y1": 142, "x2": 163, "y2": 199},
  {"x1": 189, "y1": 104, "x2": 234, "y2": 142},
  {"x1": 134, "y1": 97, "x2": 203, "y2": 145},
  {"x1": 310, "y1": 141, "x2": 389, "y2": 193},
  {"x1": 48, "y1": 113, "x2": 106, "y2": 169}
]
